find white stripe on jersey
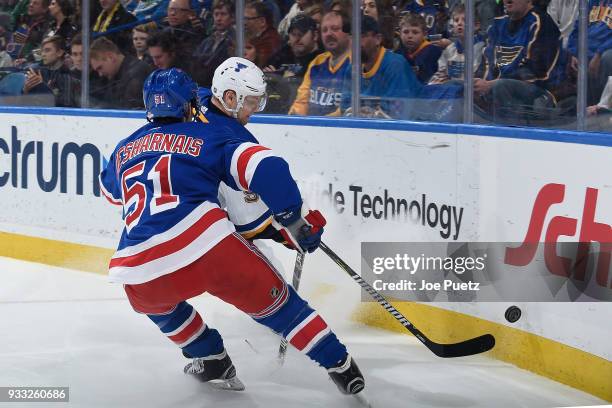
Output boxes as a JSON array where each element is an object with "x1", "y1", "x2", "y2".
[
  {"x1": 241, "y1": 149, "x2": 275, "y2": 190},
  {"x1": 109, "y1": 215, "x2": 235, "y2": 284},
  {"x1": 99, "y1": 173, "x2": 122, "y2": 205},
  {"x1": 229, "y1": 142, "x2": 275, "y2": 191},
  {"x1": 113, "y1": 201, "x2": 221, "y2": 259}
]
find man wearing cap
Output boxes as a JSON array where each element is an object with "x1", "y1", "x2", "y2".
[
  {"x1": 266, "y1": 14, "x2": 320, "y2": 79},
  {"x1": 288, "y1": 9, "x2": 351, "y2": 116},
  {"x1": 340, "y1": 14, "x2": 421, "y2": 119},
  {"x1": 263, "y1": 13, "x2": 320, "y2": 113}
]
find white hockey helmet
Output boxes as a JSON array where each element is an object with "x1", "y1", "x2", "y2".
[{"x1": 212, "y1": 57, "x2": 268, "y2": 116}]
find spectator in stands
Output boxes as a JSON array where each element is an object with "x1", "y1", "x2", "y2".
[
  {"x1": 399, "y1": 0, "x2": 450, "y2": 38},
  {"x1": 361, "y1": 0, "x2": 395, "y2": 49},
  {"x1": 147, "y1": 29, "x2": 189, "y2": 71},
  {"x1": 447, "y1": 0, "x2": 499, "y2": 34},
  {"x1": 475, "y1": 0, "x2": 567, "y2": 119},
  {"x1": 244, "y1": 0, "x2": 281, "y2": 67},
  {"x1": 264, "y1": 13, "x2": 321, "y2": 113},
  {"x1": 132, "y1": 25, "x2": 154, "y2": 64},
  {"x1": 192, "y1": 0, "x2": 234, "y2": 86},
  {"x1": 44, "y1": 0, "x2": 76, "y2": 52},
  {"x1": 13, "y1": 0, "x2": 50, "y2": 65},
  {"x1": 266, "y1": 14, "x2": 320, "y2": 78},
  {"x1": 277, "y1": 0, "x2": 321, "y2": 39},
  {"x1": 243, "y1": 34, "x2": 257, "y2": 63},
  {"x1": 0, "y1": 12, "x2": 13, "y2": 67},
  {"x1": 68, "y1": 31, "x2": 81, "y2": 77},
  {"x1": 164, "y1": 0, "x2": 205, "y2": 54},
  {"x1": 22, "y1": 35, "x2": 79, "y2": 106},
  {"x1": 93, "y1": 0, "x2": 137, "y2": 56},
  {"x1": 397, "y1": 13, "x2": 442, "y2": 83},
  {"x1": 340, "y1": 15, "x2": 420, "y2": 118},
  {"x1": 288, "y1": 9, "x2": 351, "y2": 115},
  {"x1": 546, "y1": 0, "x2": 577, "y2": 48},
  {"x1": 69, "y1": 33, "x2": 105, "y2": 106},
  {"x1": 567, "y1": 0, "x2": 612, "y2": 105},
  {"x1": 89, "y1": 36, "x2": 153, "y2": 109},
  {"x1": 429, "y1": 4, "x2": 484, "y2": 84}
]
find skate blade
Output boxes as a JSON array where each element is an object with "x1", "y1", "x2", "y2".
[
  {"x1": 207, "y1": 376, "x2": 246, "y2": 391},
  {"x1": 352, "y1": 392, "x2": 373, "y2": 408}
]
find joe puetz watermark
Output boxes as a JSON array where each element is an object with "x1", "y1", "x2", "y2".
[
  {"x1": 370, "y1": 252, "x2": 485, "y2": 292},
  {"x1": 361, "y1": 242, "x2": 612, "y2": 302}
]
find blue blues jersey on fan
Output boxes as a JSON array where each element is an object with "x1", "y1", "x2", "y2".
[
  {"x1": 483, "y1": 9, "x2": 566, "y2": 94},
  {"x1": 289, "y1": 51, "x2": 351, "y2": 116},
  {"x1": 99, "y1": 102, "x2": 301, "y2": 285},
  {"x1": 567, "y1": 0, "x2": 612, "y2": 59},
  {"x1": 340, "y1": 47, "x2": 422, "y2": 119}
]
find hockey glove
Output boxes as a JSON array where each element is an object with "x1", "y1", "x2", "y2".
[{"x1": 273, "y1": 205, "x2": 326, "y2": 253}]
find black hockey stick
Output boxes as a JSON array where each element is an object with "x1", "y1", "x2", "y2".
[
  {"x1": 319, "y1": 242, "x2": 495, "y2": 358},
  {"x1": 278, "y1": 252, "x2": 305, "y2": 365}
]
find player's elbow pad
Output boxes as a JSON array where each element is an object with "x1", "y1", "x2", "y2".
[{"x1": 248, "y1": 157, "x2": 302, "y2": 214}]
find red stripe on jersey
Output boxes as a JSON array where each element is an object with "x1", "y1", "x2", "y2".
[
  {"x1": 110, "y1": 208, "x2": 227, "y2": 268},
  {"x1": 289, "y1": 315, "x2": 328, "y2": 351},
  {"x1": 237, "y1": 146, "x2": 270, "y2": 190},
  {"x1": 168, "y1": 313, "x2": 204, "y2": 344}
]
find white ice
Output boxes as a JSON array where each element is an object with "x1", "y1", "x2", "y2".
[{"x1": 0, "y1": 256, "x2": 607, "y2": 408}]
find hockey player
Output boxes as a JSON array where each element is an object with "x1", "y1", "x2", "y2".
[
  {"x1": 98, "y1": 60, "x2": 365, "y2": 395},
  {"x1": 195, "y1": 86, "x2": 284, "y2": 243}
]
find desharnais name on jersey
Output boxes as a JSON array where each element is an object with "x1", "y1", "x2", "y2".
[{"x1": 99, "y1": 101, "x2": 301, "y2": 285}]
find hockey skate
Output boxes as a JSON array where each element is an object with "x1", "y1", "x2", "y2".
[
  {"x1": 328, "y1": 354, "x2": 365, "y2": 395},
  {"x1": 183, "y1": 349, "x2": 245, "y2": 391}
]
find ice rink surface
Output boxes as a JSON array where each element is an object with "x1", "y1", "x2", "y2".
[{"x1": 0, "y1": 256, "x2": 607, "y2": 408}]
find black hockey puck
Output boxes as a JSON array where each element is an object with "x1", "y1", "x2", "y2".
[{"x1": 504, "y1": 306, "x2": 521, "y2": 323}]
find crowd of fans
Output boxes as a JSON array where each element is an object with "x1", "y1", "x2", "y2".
[{"x1": 0, "y1": 0, "x2": 609, "y2": 128}]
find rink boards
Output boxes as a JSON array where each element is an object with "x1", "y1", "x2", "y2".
[{"x1": 0, "y1": 108, "x2": 610, "y2": 401}]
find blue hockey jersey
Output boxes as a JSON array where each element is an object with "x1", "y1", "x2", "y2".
[
  {"x1": 340, "y1": 47, "x2": 422, "y2": 119},
  {"x1": 397, "y1": 40, "x2": 443, "y2": 83},
  {"x1": 288, "y1": 51, "x2": 351, "y2": 116},
  {"x1": 567, "y1": 0, "x2": 612, "y2": 59},
  {"x1": 483, "y1": 9, "x2": 566, "y2": 90},
  {"x1": 99, "y1": 103, "x2": 301, "y2": 284}
]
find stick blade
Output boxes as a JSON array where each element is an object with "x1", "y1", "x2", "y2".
[{"x1": 429, "y1": 334, "x2": 496, "y2": 358}]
